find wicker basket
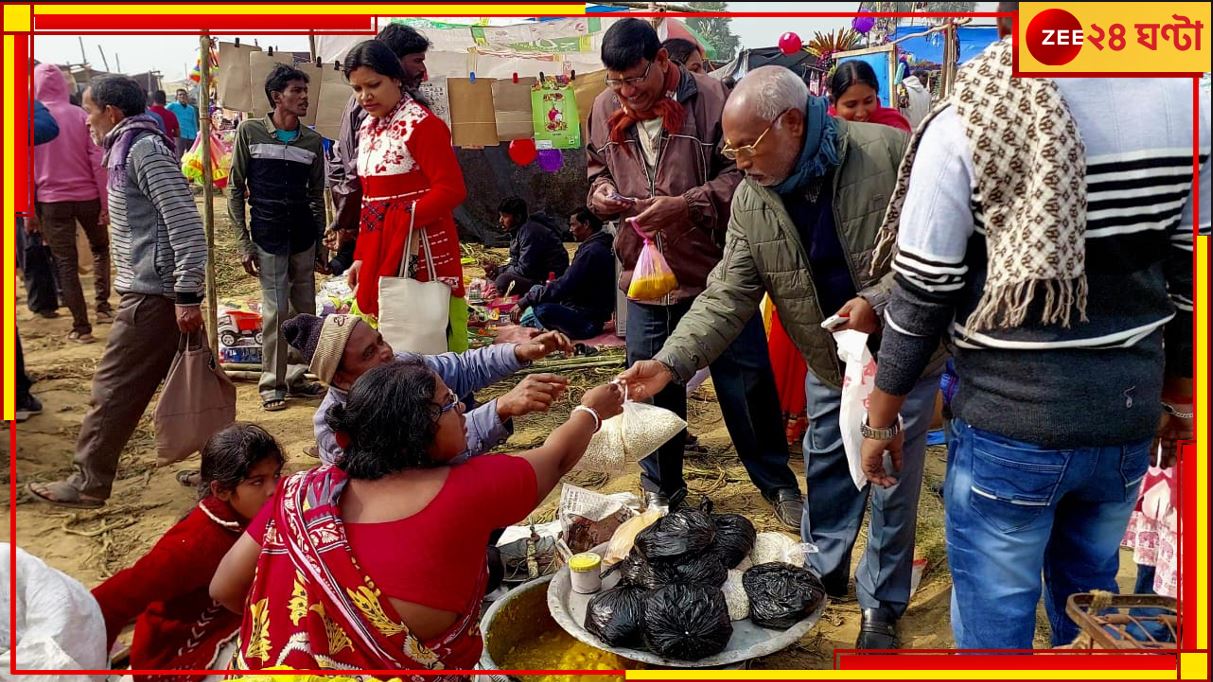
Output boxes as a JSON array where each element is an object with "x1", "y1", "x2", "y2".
[{"x1": 1065, "y1": 592, "x2": 1177, "y2": 649}]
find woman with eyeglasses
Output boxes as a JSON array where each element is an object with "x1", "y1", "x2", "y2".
[{"x1": 212, "y1": 359, "x2": 625, "y2": 671}]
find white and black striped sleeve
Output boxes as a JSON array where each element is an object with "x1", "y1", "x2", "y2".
[{"x1": 876, "y1": 107, "x2": 974, "y2": 396}]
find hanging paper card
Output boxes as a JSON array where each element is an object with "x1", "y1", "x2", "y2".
[
  {"x1": 419, "y1": 76, "x2": 452, "y2": 129},
  {"x1": 492, "y1": 76, "x2": 536, "y2": 141},
  {"x1": 448, "y1": 77, "x2": 500, "y2": 147},
  {"x1": 313, "y1": 66, "x2": 354, "y2": 141},
  {"x1": 531, "y1": 79, "x2": 580, "y2": 150},
  {"x1": 217, "y1": 42, "x2": 262, "y2": 113}
]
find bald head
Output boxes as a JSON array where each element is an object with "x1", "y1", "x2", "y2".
[
  {"x1": 722, "y1": 66, "x2": 809, "y2": 187},
  {"x1": 725, "y1": 65, "x2": 809, "y2": 124}
]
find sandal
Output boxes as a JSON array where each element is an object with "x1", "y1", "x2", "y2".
[
  {"x1": 262, "y1": 398, "x2": 288, "y2": 412},
  {"x1": 96, "y1": 309, "x2": 114, "y2": 324},
  {"x1": 27, "y1": 480, "x2": 105, "y2": 509},
  {"x1": 67, "y1": 330, "x2": 96, "y2": 344},
  {"x1": 176, "y1": 470, "x2": 201, "y2": 489},
  {"x1": 288, "y1": 382, "x2": 326, "y2": 399}
]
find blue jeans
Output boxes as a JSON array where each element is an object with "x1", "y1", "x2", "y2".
[
  {"x1": 626, "y1": 300, "x2": 796, "y2": 497},
  {"x1": 946, "y1": 420, "x2": 1150, "y2": 648},
  {"x1": 530, "y1": 302, "x2": 604, "y2": 340},
  {"x1": 802, "y1": 368, "x2": 940, "y2": 616}
]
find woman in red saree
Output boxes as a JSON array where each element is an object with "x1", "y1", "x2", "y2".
[
  {"x1": 766, "y1": 59, "x2": 912, "y2": 444},
  {"x1": 343, "y1": 40, "x2": 470, "y2": 352},
  {"x1": 210, "y1": 361, "x2": 624, "y2": 675}
]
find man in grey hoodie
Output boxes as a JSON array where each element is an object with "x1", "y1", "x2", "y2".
[{"x1": 29, "y1": 75, "x2": 207, "y2": 508}]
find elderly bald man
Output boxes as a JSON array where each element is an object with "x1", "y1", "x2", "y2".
[{"x1": 620, "y1": 65, "x2": 946, "y2": 649}]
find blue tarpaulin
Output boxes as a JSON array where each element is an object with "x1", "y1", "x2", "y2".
[{"x1": 890, "y1": 24, "x2": 1001, "y2": 65}]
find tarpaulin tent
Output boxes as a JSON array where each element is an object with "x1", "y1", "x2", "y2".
[{"x1": 888, "y1": 24, "x2": 1000, "y2": 66}]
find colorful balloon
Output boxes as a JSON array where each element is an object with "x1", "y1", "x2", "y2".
[
  {"x1": 537, "y1": 148, "x2": 563, "y2": 173},
  {"x1": 852, "y1": 13, "x2": 876, "y2": 34},
  {"x1": 778, "y1": 32, "x2": 802, "y2": 56},
  {"x1": 508, "y1": 138, "x2": 538, "y2": 166}
]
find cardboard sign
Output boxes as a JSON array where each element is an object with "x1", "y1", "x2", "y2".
[
  {"x1": 492, "y1": 76, "x2": 536, "y2": 141},
  {"x1": 448, "y1": 77, "x2": 500, "y2": 148},
  {"x1": 217, "y1": 42, "x2": 262, "y2": 113},
  {"x1": 419, "y1": 76, "x2": 452, "y2": 129},
  {"x1": 313, "y1": 65, "x2": 353, "y2": 141}
]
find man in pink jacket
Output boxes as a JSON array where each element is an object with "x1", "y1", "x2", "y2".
[{"x1": 31, "y1": 63, "x2": 111, "y2": 344}]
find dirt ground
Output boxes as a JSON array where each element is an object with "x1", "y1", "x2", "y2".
[{"x1": 3, "y1": 193, "x2": 1138, "y2": 669}]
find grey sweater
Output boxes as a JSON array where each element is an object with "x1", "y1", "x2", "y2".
[
  {"x1": 109, "y1": 133, "x2": 207, "y2": 304},
  {"x1": 875, "y1": 77, "x2": 1210, "y2": 448}
]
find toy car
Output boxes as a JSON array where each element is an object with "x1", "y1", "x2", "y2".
[{"x1": 217, "y1": 310, "x2": 263, "y2": 348}]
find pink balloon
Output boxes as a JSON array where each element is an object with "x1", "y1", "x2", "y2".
[
  {"x1": 778, "y1": 32, "x2": 802, "y2": 56},
  {"x1": 537, "y1": 148, "x2": 563, "y2": 173},
  {"x1": 508, "y1": 138, "x2": 538, "y2": 166}
]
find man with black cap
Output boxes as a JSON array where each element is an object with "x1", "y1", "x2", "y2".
[{"x1": 284, "y1": 314, "x2": 574, "y2": 464}]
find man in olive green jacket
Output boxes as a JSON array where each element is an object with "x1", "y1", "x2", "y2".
[{"x1": 621, "y1": 66, "x2": 944, "y2": 650}]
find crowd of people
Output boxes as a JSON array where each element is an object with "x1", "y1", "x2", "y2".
[{"x1": 11, "y1": 0, "x2": 1208, "y2": 674}]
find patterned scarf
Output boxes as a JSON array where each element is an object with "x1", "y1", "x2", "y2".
[
  {"x1": 772, "y1": 96, "x2": 839, "y2": 195},
  {"x1": 234, "y1": 465, "x2": 483, "y2": 677},
  {"x1": 101, "y1": 113, "x2": 175, "y2": 189},
  {"x1": 606, "y1": 62, "x2": 687, "y2": 145},
  {"x1": 871, "y1": 38, "x2": 1089, "y2": 332}
]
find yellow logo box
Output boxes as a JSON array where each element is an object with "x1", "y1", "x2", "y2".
[{"x1": 1016, "y1": 2, "x2": 1211, "y2": 75}]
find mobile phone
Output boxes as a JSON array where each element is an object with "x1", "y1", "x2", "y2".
[{"x1": 820, "y1": 314, "x2": 849, "y2": 330}]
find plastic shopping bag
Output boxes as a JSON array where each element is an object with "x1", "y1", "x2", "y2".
[
  {"x1": 833, "y1": 329, "x2": 878, "y2": 490},
  {"x1": 577, "y1": 384, "x2": 687, "y2": 474},
  {"x1": 625, "y1": 218, "x2": 678, "y2": 301},
  {"x1": 180, "y1": 132, "x2": 230, "y2": 190}
]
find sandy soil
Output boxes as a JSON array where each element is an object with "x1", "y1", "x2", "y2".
[{"x1": 3, "y1": 193, "x2": 1138, "y2": 669}]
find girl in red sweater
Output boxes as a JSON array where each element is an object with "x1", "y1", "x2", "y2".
[{"x1": 92, "y1": 423, "x2": 284, "y2": 681}]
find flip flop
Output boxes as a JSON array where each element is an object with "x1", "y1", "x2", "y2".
[
  {"x1": 176, "y1": 470, "x2": 201, "y2": 488},
  {"x1": 67, "y1": 330, "x2": 96, "y2": 345},
  {"x1": 27, "y1": 480, "x2": 105, "y2": 509},
  {"x1": 262, "y1": 398, "x2": 288, "y2": 412}
]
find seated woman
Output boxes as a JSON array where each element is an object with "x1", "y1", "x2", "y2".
[
  {"x1": 92, "y1": 424, "x2": 284, "y2": 678},
  {"x1": 511, "y1": 209, "x2": 616, "y2": 339},
  {"x1": 210, "y1": 360, "x2": 624, "y2": 671}
]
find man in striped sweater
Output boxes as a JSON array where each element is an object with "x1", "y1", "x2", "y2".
[
  {"x1": 29, "y1": 75, "x2": 207, "y2": 509},
  {"x1": 860, "y1": 6, "x2": 1209, "y2": 648}
]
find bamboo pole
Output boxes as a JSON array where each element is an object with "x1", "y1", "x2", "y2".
[{"x1": 199, "y1": 35, "x2": 219, "y2": 354}]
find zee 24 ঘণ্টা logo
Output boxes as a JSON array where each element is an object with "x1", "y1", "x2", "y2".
[{"x1": 1024, "y1": 7, "x2": 1204, "y2": 66}]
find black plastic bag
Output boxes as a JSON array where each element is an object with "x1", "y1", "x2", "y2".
[
  {"x1": 711, "y1": 514, "x2": 757, "y2": 569},
  {"x1": 742, "y1": 562, "x2": 827, "y2": 630},
  {"x1": 584, "y1": 585, "x2": 648, "y2": 649},
  {"x1": 618, "y1": 546, "x2": 656, "y2": 588},
  {"x1": 643, "y1": 583, "x2": 733, "y2": 660},
  {"x1": 646, "y1": 552, "x2": 728, "y2": 589},
  {"x1": 635, "y1": 504, "x2": 716, "y2": 561}
]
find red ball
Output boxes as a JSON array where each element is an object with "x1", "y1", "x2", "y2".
[
  {"x1": 508, "y1": 138, "x2": 538, "y2": 166},
  {"x1": 778, "y1": 32, "x2": 802, "y2": 56}
]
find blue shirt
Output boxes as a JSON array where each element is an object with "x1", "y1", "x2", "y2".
[
  {"x1": 273, "y1": 127, "x2": 299, "y2": 143},
  {"x1": 166, "y1": 101, "x2": 199, "y2": 140}
]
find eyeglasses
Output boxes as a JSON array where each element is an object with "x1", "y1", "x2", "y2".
[
  {"x1": 605, "y1": 61, "x2": 653, "y2": 89},
  {"x1": 437, "y1": 393, "x2": 460, "y2": 415},
  {"x1": 722, "y1": 110, "x2": 789, "y2": 161}
]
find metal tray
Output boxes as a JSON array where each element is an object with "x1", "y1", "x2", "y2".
[{"x1": 547, "y1": 544, "x2": 824, "y2": 668}]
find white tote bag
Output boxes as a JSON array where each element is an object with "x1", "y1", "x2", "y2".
[{"x1": 378, "y1": 202, "x2": 451, "y2": 355}]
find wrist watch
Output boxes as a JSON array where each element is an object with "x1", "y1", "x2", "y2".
[{"x1": 861, "y1": 414, "x2": 903, "y2": 440}]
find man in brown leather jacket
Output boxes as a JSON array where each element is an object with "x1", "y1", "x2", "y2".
[{"x1": 586, "y1": 18, "x2": 802, "y2": 527}]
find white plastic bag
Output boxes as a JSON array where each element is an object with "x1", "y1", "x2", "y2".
[
  {"x1": 750, "y1": 532, "x2": 817, "y2": 568},
  {"x1": 833, "y1": 329, "x2": 878, "y2": 490},
  {"x1": 577, "y1": 389, "x2": 687, "y2": 474},
  {"x1": 722, "y1": 569, "x2": 751, "y2": 621}
]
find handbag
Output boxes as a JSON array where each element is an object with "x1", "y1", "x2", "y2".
[
  {"x1": 378, "y1": 201, "x2": 452, "y2": 355},
  {"x1": 152, "y1": 330, "x2": 237, "y2": 465}
]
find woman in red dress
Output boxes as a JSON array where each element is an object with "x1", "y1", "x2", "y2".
[
  {"x1": 343, "y1": 40, "x2": 470, "y2": 351},
  {"x1": 210, "y1": 361, "x2": 624, "y2": 674}
]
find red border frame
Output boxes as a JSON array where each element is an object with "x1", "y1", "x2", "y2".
[{"x1": 4, "y1": 4, "x2": 1206, "y2": 679}]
